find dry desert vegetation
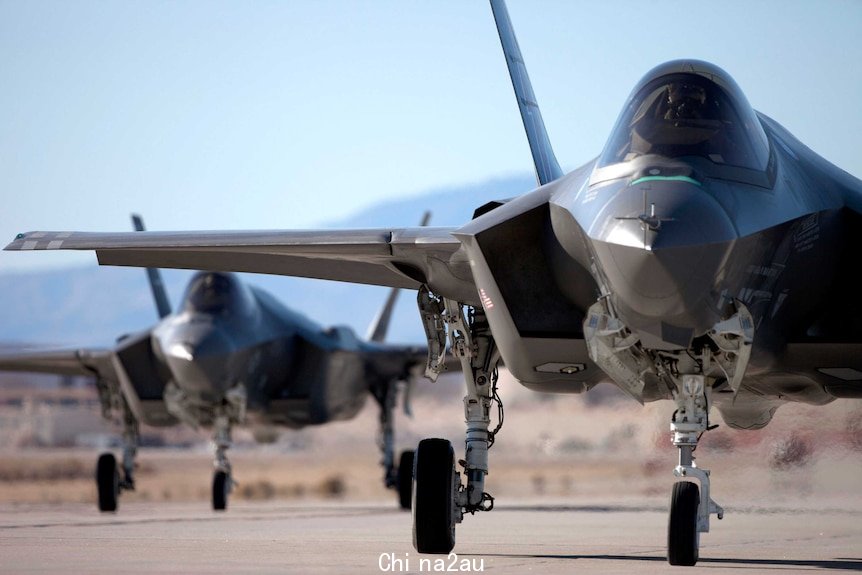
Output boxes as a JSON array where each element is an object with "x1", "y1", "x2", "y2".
[{"x1": 1, "y1": 371, "x2": 861, "y2": 510}]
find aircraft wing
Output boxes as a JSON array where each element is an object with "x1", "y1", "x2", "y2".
[
  {"x1": 5, "y1": 227, "x2": 478, "y2": 303},
  {"x1": 0, "y1": 346, "x2": 116, "y2": 380}
]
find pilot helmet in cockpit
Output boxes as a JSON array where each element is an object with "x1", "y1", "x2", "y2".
[
  {"x1": 664, "y1": 82, "x2": 709, "y2": 121},
  {"x1": 596, "y1": 61, "x2": 771, "y2": 175}
]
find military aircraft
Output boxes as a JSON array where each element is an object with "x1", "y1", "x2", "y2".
[
  {"x1": 6, "y1": 0, "x2": 862, "y2": 567},
  {"x1": 0, "y1": 214, "x2": 429, "y2": 513}
]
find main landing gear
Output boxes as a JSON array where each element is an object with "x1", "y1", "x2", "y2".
[
  {"x1": 397, "y1": 449, "x2": 415, "y2": 510},
  {"x1": 96, "y1": 401, "x2": 139, "y2": 512},
  {"x1": 412, "y1": 300, "x2": 501, "y2": 554},
  {"x1": 667, "y1": 374, "x2": 724, "y2": 566},
  {"x1": 372, "y1": 381, "x2": 414, "y2": 509},
  {"x1": 373, "y1": 374, "x2": 415, "y2": 510}
]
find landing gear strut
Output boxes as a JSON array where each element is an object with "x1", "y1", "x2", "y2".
[
  {"x1": 95, "y1": 398, "x2": 138, "y2": 512},
  {"x1": 208, "y1": 385, "x2": 246, "y2": 511},
  {"x1": 413, "y1": 297, "x2": 501, "y2": 554},
  {"x1": 667, "y1": 374, "x2": 723, "y2": 566},
  {"x1": 120, "y1": 403, "x2": 138, "y2": 491},
  {"x1": 373, "y1": 377, "x2": 414, "y2": 509},
  {"x1": 212, "y1": 414, "x2": 234, "y2": 511}
]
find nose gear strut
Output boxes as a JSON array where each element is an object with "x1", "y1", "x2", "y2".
[{"x1": 668, "y1": 374, "x2": 724, "y2": 566}]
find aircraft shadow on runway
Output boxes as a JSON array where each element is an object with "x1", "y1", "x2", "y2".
[{"x1": 475, "y1": 553, "x2": 862, "y2": 571}]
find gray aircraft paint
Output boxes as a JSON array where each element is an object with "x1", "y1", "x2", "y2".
[
  {"x1": 6, "y1": 14, "x2": 862, "y2": 431},
  {"x1": 0, "y1": 270, "x2": 425, "y2": 429}
]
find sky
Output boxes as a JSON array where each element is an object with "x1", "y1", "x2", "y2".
[{"x1": 2, "y1": 0, "x2": 861, "y2": 272}]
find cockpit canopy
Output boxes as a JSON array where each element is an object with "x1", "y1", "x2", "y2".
[
  {"x1": 597, "y1": 60, "x2": 770, "y2": 173},
  {"x1": 181, "y1": 271, "x2": 255, "y2": 316}
]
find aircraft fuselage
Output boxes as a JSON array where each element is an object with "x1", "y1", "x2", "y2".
[
  {"x1": 115, "y1": 272, "x2": 414, "y2": 429},
  {"x1": 455, "y1": 61, "x2": 862, "y2": 420}
]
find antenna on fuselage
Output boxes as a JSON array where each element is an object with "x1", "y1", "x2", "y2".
[
  {"x1": 490, "y1": 0, "x2": 563, "y2": 186},
  {"x1": 365, "y1": 211, "x2": 432, "y2": 343},
  {"x1": 131, "y1": 214, "x2": 172, "y2": 319}
]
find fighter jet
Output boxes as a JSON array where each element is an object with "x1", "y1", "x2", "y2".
[
  {"x1": 0, "y1": 214, "x2": 430, "y2": 513},
  {"x1": 5, "y1": 0, "x2": 861, "y2": 567}
]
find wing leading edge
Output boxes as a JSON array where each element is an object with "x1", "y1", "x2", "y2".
[
  {"x1": 0, "y1": 346, "x2": 116, "y2": 379},
  {"x1": 5, "y1": 227, "x2": 479, "y2": 304}
]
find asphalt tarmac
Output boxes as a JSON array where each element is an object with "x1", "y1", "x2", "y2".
[{"x1": 1, "y1": 499, "x2": 860, "y2": 574}]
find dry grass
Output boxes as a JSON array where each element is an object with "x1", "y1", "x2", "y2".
[{"x1": 1, "y1": 376, "x2": 860, "y2": 508}]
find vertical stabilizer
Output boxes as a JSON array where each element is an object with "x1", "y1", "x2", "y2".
[
  {"x1": 490, "y1": 0, "x2": 563, "y2": 185},
  {"x1": 365, "y1": 211, "x2": 432, "y2": 343},
  {"x1": 131, "y1": 214, "x2": 172, "y2": 319}
]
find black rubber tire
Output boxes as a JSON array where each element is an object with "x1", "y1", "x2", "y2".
[
  {"x1": 412, "y1": 438, "x2": 456, "y2": 554},
  {"x1": 397, "y1": 450, "x2": 415, "y2": 510},
  {"x1": 668, "y1": 481, "x2": 700, "y2": 566},
  {"x1": 96, "y1": 452, "x2": 119, "y2": 512},
  {"x1": 213, "y1": 471, "x2": 229, "y2": 511}
]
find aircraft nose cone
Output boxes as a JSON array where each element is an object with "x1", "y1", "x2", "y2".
[
  {"x1": 593, "y1": 180, "x2": 737, "y2": 251},
  {"x1": 590, "y1": 181, "x2": 738, "y2": 348},
  {"x1": 158, "y1": 323, "x2": 235, "y2": 397}
]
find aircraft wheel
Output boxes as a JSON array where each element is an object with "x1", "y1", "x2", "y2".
[
  {"x1": 213, "y1": 470, "x2": 230, "y2": 511},
  {"x1": 668, "y1": 481, "x2": 699, "y2": 566},
  {"x1": 96, "y1": 452, "x2": 120, "y2": 512},
  {"x1": 397, "y1": 450, "x2": 415, "y2": 510},
  {"x1": 412, "y1": 438, "x2": 456, "y2": 554}
]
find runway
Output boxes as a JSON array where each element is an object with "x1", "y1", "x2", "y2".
[{"x1": 1, "y1": 499, "x2": 860, "y2": 574}]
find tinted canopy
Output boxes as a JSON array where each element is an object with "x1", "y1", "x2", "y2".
[
  {"x1": 598, "y1": 61, "x2": 770, "y2": 173},
  {"x1": 181, "y1": 272, "x2": 254, "y2": 316}
]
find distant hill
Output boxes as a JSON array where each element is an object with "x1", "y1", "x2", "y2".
[{"x1": 0, "y1": 174, "x2": 534, "y2": 347}]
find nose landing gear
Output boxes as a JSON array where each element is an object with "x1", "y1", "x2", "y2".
[
  {"x1": 212, "y1": 414, "x2": 235, "y2": 511},
  {"x1": 667, "y1": 374, "x2": 724, "y2": 566}
]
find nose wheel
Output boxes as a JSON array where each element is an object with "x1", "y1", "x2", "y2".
[
  {"x1": 665, "y1": 374, "x2": 724, "y2": 566},
  {"x1": 668, "y1": 481, "x2": 700, "y2": 566}
]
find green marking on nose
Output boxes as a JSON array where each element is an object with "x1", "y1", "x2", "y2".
[{"x1": 630, "y1": 175, "x2": 702, "y2": 187}]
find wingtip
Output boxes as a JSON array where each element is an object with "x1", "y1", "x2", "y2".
[
  {"x1": 4, "y1": 232, "x2": 72, "y2": 251},
  {"x1": 5, "y1": 233, "x2": 28, "y2": 251}
]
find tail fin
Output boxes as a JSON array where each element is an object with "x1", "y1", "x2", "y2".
[
  {"x1": 131, "y1": 214, "x2": 172, "y2": 319},
  {"x1": 365, "y1": 211, "x2": 432, "y2": 343},
  {"x1": 366, "y1": 289, "x2": 400, "y2": 343},
  {"x1": 490, "y1": 0, "x2": 563, "y2": 185}
]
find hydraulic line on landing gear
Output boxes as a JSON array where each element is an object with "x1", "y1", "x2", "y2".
[
  {"x1": 487, "y1": 365, "x2": 504, "y2": 449},
  {"x1": 463, "y1": 363, "x2": 502, "y2": 515}
]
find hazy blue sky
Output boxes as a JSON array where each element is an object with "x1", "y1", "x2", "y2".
[{"x1": 2, "y1": 0, "x2": 861, "y2": 271}]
